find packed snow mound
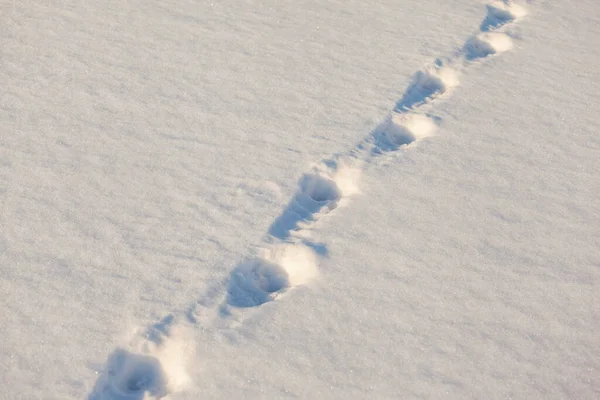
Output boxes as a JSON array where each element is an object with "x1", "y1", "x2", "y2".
[
  {"x1": 331, "y1": 164, "x2": 361, "y2": 197},
  {"x1": 227, "y1": 244, "x2": 319, "y2": 307},
  {"x1": 421, "y1": 66, "x2": 459, "y2": 93},
  {"x1": 265, "y1": 244, "x2": 319, "y2": 287},
  {"x1": 465, "y1": 32, "x2": 514, "y2": 59}
]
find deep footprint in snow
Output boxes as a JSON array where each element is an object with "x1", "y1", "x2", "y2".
[
  {"x1": 372, "y1": 113, "x2": 438, "y2": 151},
  {"x1": 226, "y1": 244, "x2": 319, "y2": 307},
  {"x1": 465, "y1": 32, "x2": 514, "y2": 60},
  {"x1": 395, "y1": 66, "x2": 458, "y2": 111},
  {"x1": 227, "y1": 258, "x2": 290, "y2": 307},
  {"x1": 480, "y1": 1, "x2": 527, "y2": 31},
  {"x1": 88, "y1": 349, "x2": 169, "y2": 400},
  {"x1": 268, "y1": 173, "x2": 342, "y2": 239},
  {"x1": 89, "y1": 316, "x2": 193, "y2": 400}
]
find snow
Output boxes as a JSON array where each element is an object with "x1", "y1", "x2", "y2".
[
  {"x1": 374, "y1": 113, "x2": 439, "y2": 150},
  {"x1": 465, "y1": 32, "x2": 514, "y2": 58},
  {"x1": 2, "y1": 0, "x2": 600, "y2": 399}
]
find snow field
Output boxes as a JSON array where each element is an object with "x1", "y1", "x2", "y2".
[
  {"x1": 86, "y1": 2, "x2": 532, "y2": 398},
  {"x1": 9, "y1": 0, "x2": 598, "y2": 399}
]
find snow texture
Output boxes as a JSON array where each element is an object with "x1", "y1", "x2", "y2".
[{"x1": 2, "y1": 0, "x2": 600, "y2": 399}]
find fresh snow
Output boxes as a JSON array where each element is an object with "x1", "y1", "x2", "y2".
[{"x1": 2, "y1": 0, "x2": 599, "y2": 399}]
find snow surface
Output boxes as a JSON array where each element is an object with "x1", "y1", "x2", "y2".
[{"x1": 2, "y1": 0, "x2": 599, "y2": 399}]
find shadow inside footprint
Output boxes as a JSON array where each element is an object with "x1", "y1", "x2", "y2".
[{"x1": 88, "y1": 348, "x2": 168, "y2": 400}]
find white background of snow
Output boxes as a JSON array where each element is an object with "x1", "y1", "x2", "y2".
[{"x1": 1, "y1": 0, "x2": 599, "y2": 399}]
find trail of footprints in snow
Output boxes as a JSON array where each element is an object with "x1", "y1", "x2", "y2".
[
  {"x1": 223, "y1": 0, "x2": 526, "y2": 310},
  {"x1": 88, "y1": 2, "x2": 527, "y2": 398}
]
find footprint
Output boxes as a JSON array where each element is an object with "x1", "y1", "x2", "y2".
[
  {"x1": 395, "y1": 66, "x2": 458, "y2": 111},
  {"x1": 88, "y1": 319, "x2": 193, "y2": 400},
  {"x1": 226, "y1": 243, "x2": 319, "y2": 307},
  {"x1": 88, "y1": 349, "x2": 169, "y2": 400},
  {"x1": 372, "y1": 113, "x2": 438, "y2": 151},
  {"x1": 268, "y1": 173, "x2": 342, "y2": 239},
  {"x1": 481, "y1": 1, "x2": 527, "y2": 31},
  {"x1": 465, "y1": 32, "x2": 514, "y2": 60}
]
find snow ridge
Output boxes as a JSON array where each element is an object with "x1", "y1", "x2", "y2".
[{"x1": 88, "y1": 2, "x2": 528, "y2": 398}]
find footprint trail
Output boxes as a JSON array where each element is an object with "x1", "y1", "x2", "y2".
[{"x1": 88, "y1": 2, "x2": 529, "y2": 398}]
